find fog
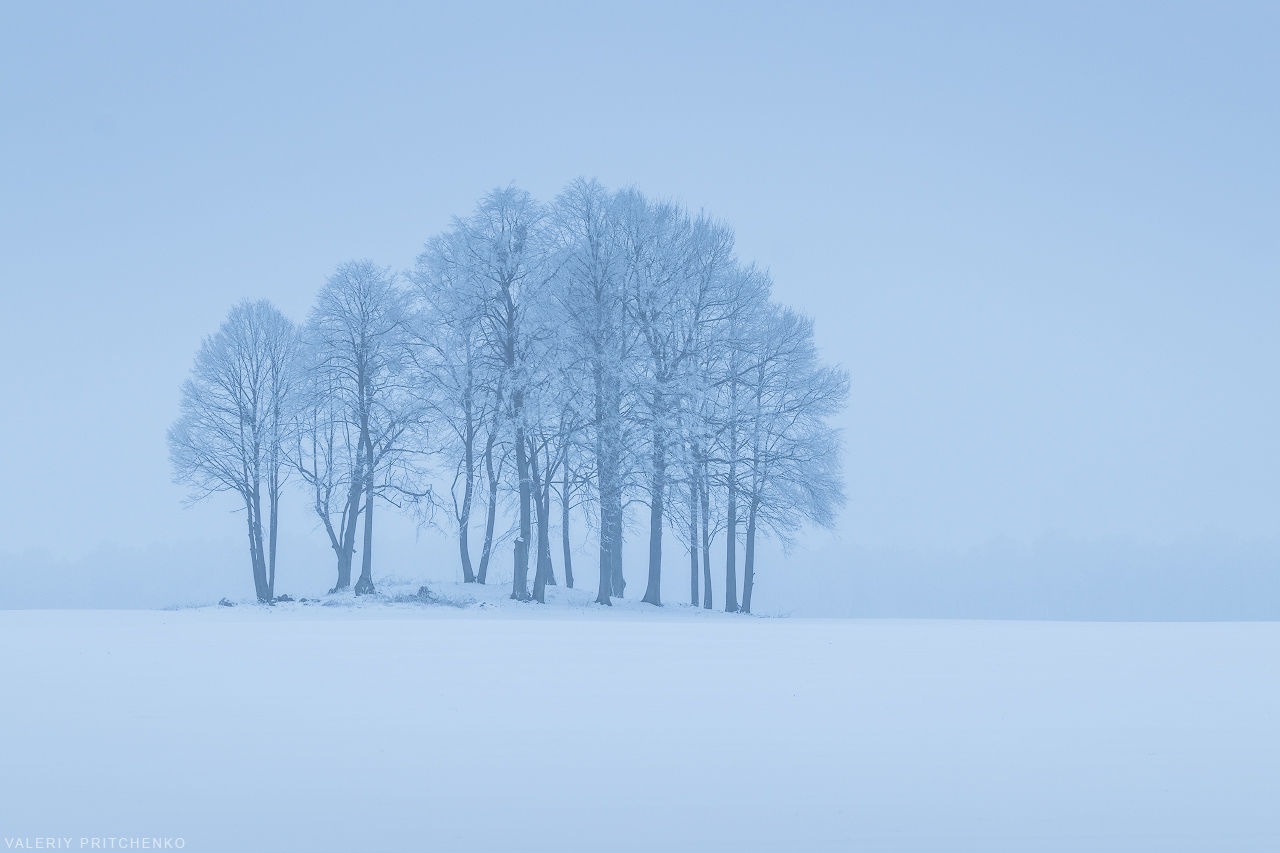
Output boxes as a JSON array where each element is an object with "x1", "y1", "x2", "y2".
[{"x1": 1, "y1": 3, "x2": 1277, "y2": 616}]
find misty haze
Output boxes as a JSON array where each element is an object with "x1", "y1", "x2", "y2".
[{"x1": 2, "y1": 4, "x2": 1277, "y2": 852}]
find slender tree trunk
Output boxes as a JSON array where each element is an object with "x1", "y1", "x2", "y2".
[
  {"x1": 609, "y1": 500, "x2": 625, "y2": 597},
  {"x1": 332, "y1": 461, "x2": 362, "y2": 593},
  {"x1": 246, "y1": 491, "x2": 269, "y2": 603},
  {"x1": 531, "y1": 444, "x2": 555, "y2": 603},
  {"x1": 700, "y1": 463, "x2": 713, "y2": 610},
  {"x1": 354, "y1": 429, "x2": 376, "y2": 595},
  {"x1": 458, "y1": 525, "x2": 475, "y2": 583},
  {"x1": 476, "y1": 433, "x2": 498, "y2": 584},
  {"x1": 725, "y1": 461, "x2": 739, "y2": 613},
  {"x1": 742, "y1": 499, "x2": 758, "y2": 614},
  {"x1": 725, "y1": 376, "x2": 740, "y2": 613},
  {"x1": 642, "y1": 415, "x2": 665, "y2": 605},
  {"x1": 596, "y1": 522, "x2": 613, "y2": 604},
  {"x1": 561, "y1": 466, "x2": 574, "y2": 589},
  {"x1": 511, "y1": 406, "x2": 532, "y2": 601},
  {"x1": 267, "y1": 477, "x2": 279, "y2": 601},
  {"x1": 689, "y1": 477, "x2": 699, "y2": 606},
  {"x1": 594, "y1": 371, "x2": 616, "y2": 605},
  {"x1": 354, "y1": 489, "x2": 375, "y2": 595},
  {"x1": 542, "y1": 453, "x2": 557, "y2": 586},
  {"x1": 457, "y1": 441, "x2": 476, "y2": 583}
]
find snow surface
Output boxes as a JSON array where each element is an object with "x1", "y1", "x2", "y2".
[{"x1": 2, "y1": 587, "x2": 1278, "y2": 852}]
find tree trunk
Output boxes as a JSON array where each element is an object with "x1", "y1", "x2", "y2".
[
  {"x1": 725, "y1": 456, "x2": 739, "y2": 613},
  {"x1": 542, "y1": 456, "x2": 557, "y2": 586},
  {"x1": 511, "y1": 409, "x2": 532, "y2": 601},
  {"x1": 457, "y1": 442, "x2": 477, "y2": 583},
  {"x1": 332, "y1": 461, "x2": 362, "y2": 593},
  {"x1": 642, "y1": 418, "x2": 665, "y2": 606},
  {"x1": 561, "y1": 466, "x2": 574, "y2": 589},
  {"x1": 531, "y1": 440, "x2": 555, "y2": 603},
  {"x1": 594, "y1": 369, "x2": 623, "y2": 605},
  {"x1": 246, "y1": 491, "x2": 270, "y2": 603},
  {"x1": 476, "y1": 433, "x2": 498, "y2": 584},
  {"x1": 742, "y1": 499, "x2": 758, "y2": 614},
  {"x1": 700, "y1": 464, "x2": 713, "y2": 610},
  {"x1": 610, "y1": 501, "x2": 625, "y2": 598},
  {"x1": 354, "y1": 425, "x2": 376, "y2": 596},
  {"x1": 267, "y1": 469, "x2": 279, "y2": 601},
  {"x1": 689, "y1": 477, "x2": 699, "y2": 606},
  {"x1": 354, "y1": 489, "x2": 375, "y2": 595}
]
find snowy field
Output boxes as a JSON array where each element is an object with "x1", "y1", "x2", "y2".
[{"x1": 3, "y1": 587, "x2": 1278, "y2": 852}]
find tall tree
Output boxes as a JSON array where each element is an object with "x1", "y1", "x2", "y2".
[
  {"x1": 549, "y1": 179, "x2": 636, "y2": 604},
  {"x1": 442, "y1": 186, "x2": 551, "y2": 601},
  {"x1": 620, "y1": 193, "x2": 738, "y2": 606},
  {"x1": 291, "y1": 357, "x2": 364, "y2": 593},
  {"x1": 411, "y1": 231, "x2": 503, "y2": 584},
  {"x1": 309, "y1": 260, "x2": 417, "y2": 596},
  {"x1": 168, "y1": 300, "x2": 300, "y2": 602},
  {"x1": 739, "y1": 307, "x2": 848, "y2": 613}
]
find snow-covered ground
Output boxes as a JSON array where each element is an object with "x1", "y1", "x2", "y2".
[{"x1": 2, "y1": 589, "x2": 1278, "y2": 852}]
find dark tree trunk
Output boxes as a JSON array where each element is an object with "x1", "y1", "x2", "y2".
[
  {"x1": 609, "y1": 501, "x2": 625, "y2": 598},
  {"x1": 595, "y1": 373, "x2": 622, "y2": 605},
  {"x1": 267, "y1": 472, "x2": 279, "y2": 601},
  {"x1": 724, "y1": 376, "x2": 740, "y2": 613},
  {"x1": 742, "y1": 499, "x2": 758, "y2": 614},
  {"x1": 331, "y1": 463, "x2": 362, "y2": 593},
  {"x1": 542, "y1": 457, "x2": 557, "y2": 586},
  {"x1": 642, "y1": 418, "x2": 665, "y2": 605},
  {"x1": 562, "y1": 466, "x2": 574, "y2": 589},
  {"x1": 354, "y1": 489, "x2": 375, "y2": 595},
  {"x1": 725, "y1": 457, "x2": 739, "y2": 613},
  {"x1": 689, "y1": 477, "x2": 699, "y2": 606},
  {"x1": 457, "y1": 439, "x2": 476, "y2": 583},
  {"x1": 246, "y1": 490, "x2": 270, "y2": 603},
  {"x1": 354, "y1": 427, "x2": 376, "y2": 596},
  {"x1": 531, "y1": 441, "x2": 555, "y2": 603},
  {"x1": 700, "y1": 464, "x2": 713, "y2": 610},
  {"x1": 511, "y1": 407, "x2": 532, "y2": 601},
  {"x1": 476, "y1": 433, "x2": 498, "y2": 584}
]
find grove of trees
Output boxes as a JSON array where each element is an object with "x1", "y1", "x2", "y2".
[{"x1": 168, "y1": 180, "x2": 848, "y2": 612}]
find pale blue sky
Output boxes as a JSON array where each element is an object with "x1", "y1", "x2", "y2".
[{"x1": 1, "y1": 2, "x2": 1276, "y2": 567}]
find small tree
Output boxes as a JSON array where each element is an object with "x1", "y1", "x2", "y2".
[
  {"x1": 410, "y1": 231, "x2": 503, "y2": 583},
  {"x1": 168, "y1": 299, "x2": 300, "y2": 602},
  {"x1": 738, "y1": 306, "x2": 848, "y2": 613}
]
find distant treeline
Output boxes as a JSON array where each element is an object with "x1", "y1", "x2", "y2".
[{"x1": 168, "y1": 180, "x2": 848, "y2": 610}]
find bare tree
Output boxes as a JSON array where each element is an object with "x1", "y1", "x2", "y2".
[
  {"x1": 739, "y1": 306, "x2": 848, "y2": 613},
  {"x1": 174, "y1": 178, "x2": 849, "y2": 615},
  {"x1": 439, "y1": 187, "x2": 552, "y2": 601},
  {"x1": 701, "y1": 264, "x2": 772, "y2": 612},
  {"x1": 291, "y1": 357, "x2": 364, "y2": 593},
  {"x1": 168, "y1": 299, "x2": 300, "y2": 602},
  {"x1": 411, "y1": 231, "x2": 503, "y2": 583},
  {"x1": 619, "y1": 192, "x2": 739, "y2": 606},
  {"x1": 308, "y1": 260, "x2": 418, "y2": 596},
  {"x1": 549, "y1": 179, "x2": 637, "y2": 604}
]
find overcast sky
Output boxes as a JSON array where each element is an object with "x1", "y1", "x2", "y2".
[{"x1": 1, "y1": 2, "x2": 1276, "y2": 569}]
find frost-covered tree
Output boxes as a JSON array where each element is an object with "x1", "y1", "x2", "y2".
[
  {"x1": 702, "y1": 264, "x2": 772, "y2": 612},
  {"x1": 548, "y1": 179, "x2": 637, "y2": 604},
  {"x1": 174, "y1": 178, "x2": 849, "y2": 613},
  {"x1": 737, "y1": 306, "x2": 848, "y2": 613},
  {"x1": 439, "y1": 187, "x2": 552, "y2": 601},
  {"x1": 290, "y1": 351, "x2": 364, "y2": 593},
  {"x1": 411, "y1": 231, "x2": 504, "y2": 584},
  {"x1": 308, "y1": 260, "x2": 419, "y2": 596},
  {"x1": 168, "y1": 299, "x2": 300, "y2": 602},
  {"x1": 618, "y1": 193, "x2": 741, "y2": 606}
]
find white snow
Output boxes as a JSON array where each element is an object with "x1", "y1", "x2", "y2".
[{"x1": 2, "y1": 592, "x2": 1278, "y2": 852}]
